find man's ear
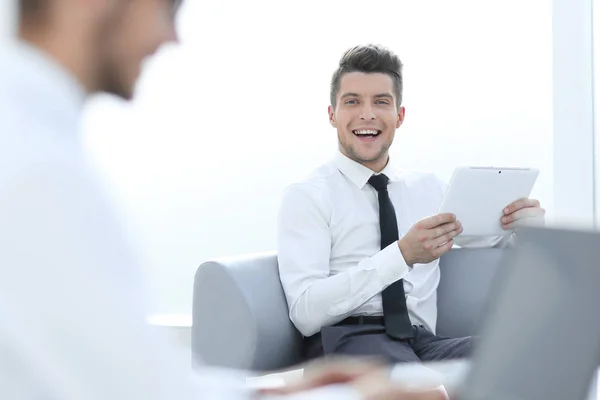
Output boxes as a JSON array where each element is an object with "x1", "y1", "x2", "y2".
[
  {"x1": 396, "y1": 106, "x2": 406, "y2": 129},
  {"x1": 328, "y1": 105, "x2": 336, "y2": 127}
]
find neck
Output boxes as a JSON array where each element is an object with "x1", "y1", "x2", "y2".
[
  {"x1": 350, "y1": 151, "x2": 389, "y2": 173},
  {"x1": 338, "y1": 147, "x2": 390, "y2": 173},
  {"x1": 363, "y1": 156, "x2": 389, "y2": 173},
  {"x1": 19, "y1": 24, "x2": 95, "y2": 95}
]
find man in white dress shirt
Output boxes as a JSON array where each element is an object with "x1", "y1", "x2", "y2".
[
  {"x1": 0, "y1": 2, "x2": 449, "y2": 400},
  {"x1": 277, "y1": 44, "x2": 545, "y2": 365}
]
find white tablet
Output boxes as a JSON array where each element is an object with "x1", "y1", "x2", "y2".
[{"x1": 438, "y1": 166, "x2": 539, "y2": 237}]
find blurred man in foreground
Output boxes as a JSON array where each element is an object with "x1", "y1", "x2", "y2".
[{"x1": 0, "y1": 0, "x2": 446, "y2": 399}]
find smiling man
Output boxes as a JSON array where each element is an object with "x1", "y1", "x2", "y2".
[{"x1": 277, "y1": 44, "x2": 546, "y2": 365}]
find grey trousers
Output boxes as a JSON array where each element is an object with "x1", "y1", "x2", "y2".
[{"x1": 305, "y1": 324, "x2": 473, "y2": 364}]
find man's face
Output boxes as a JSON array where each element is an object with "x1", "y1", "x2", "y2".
[
  {"x1": 96, "y1": 0, "x2": 179, "y2": 99},
  {"x1": 329, "y1": 72, "x2": 405, "y2": 171}
]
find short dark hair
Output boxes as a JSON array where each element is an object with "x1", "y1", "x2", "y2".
[
  {"x1": 19, "y1": 0, "x2": 46, "y2": 21},
  {"x1": 330, "y1": 44, "x2": 404, "y2": 109}
]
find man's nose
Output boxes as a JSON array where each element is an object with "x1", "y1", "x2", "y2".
[{"x1": 359, "y1": 104, "x2": 376, "y2": 120}]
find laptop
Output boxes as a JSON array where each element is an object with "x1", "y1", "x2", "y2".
[
  {"x1": 391, "y1": 226, "x2": 600, "y2": 399},
  {"x1": 455, "y1": 226, "x2": 600, "y2": 400},
  {"x1": 398, "y1": 226, "x2": 600, "y2": 400}
]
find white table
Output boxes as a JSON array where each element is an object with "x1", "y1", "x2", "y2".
[
  {"x1": 147, "y1": 313, "x2": 193, "y2": 368},
  {"x1": 146, "y1": 314, "x2": 304, "y2": 387}
]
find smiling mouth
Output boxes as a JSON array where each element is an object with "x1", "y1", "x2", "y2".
[{"x1": 353, "y1": 129, "x2": 381, "y2": 138}]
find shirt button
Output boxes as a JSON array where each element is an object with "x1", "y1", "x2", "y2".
[{"x1": 394, "y1": 273, "x2": 399, "y2": 277}]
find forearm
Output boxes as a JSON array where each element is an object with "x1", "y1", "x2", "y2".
[{"x1": 285, "y1": 243, "x2": 409, "y2": 337}]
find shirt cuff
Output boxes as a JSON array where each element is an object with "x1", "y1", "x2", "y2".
[{"x1": 373, "y1": 241, "x2": 410, "y2": 287}]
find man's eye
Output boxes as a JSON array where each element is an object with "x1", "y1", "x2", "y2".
[
  {"x1": 376, "y1": 100, "x2": 390, "y2": 105},
  {"x1": 345, "y1": 100, "x2": 358, "y2": 105}
]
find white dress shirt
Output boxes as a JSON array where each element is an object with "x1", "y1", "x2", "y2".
[
  {"x1": 0, "y1": 41, "x2": 358, "y2": 400},
  {"x1": 277, "y1": 152, "x2": 510, "y2": 338}
]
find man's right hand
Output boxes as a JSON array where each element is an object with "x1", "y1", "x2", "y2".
[
  {"x1": 398, "y1": 213, "x2": 463, "y2": 267},
  {"x1": 350, "y1": 369, "x2": 447, "y2": 400}
]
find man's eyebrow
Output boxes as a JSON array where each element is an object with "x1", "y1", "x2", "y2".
[{"x1": 340, "y1": 93, "x2": 394, "y2": 99}]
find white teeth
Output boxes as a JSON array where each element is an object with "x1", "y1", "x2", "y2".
[{"x1": 354, "y1": 129, "x2": 379, "y2": 136}]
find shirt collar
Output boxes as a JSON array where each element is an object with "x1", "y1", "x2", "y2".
[{"x1": 334, "y1": 151, "x2": 400, "y2": 189}]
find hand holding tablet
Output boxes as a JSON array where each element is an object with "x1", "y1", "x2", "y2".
[
  {"x1": 438, "y1": 166, "x2": 543, "y2": 237},
  {"x1": 398, "y1": 166, "x2": 545, "y2": 266},
  {"x1": 398, "y1": 213, "x2": 463, "y2": 267}
]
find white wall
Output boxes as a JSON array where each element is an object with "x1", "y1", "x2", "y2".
[
  {"x1": 594, "y1": 0, "x2": 600, "y2": 230},
  {"x1": 553, "y1": 0, "x2": 596, "y2": 228},
  {"x1": 81, "y1": 0, "x2": 553, "y2": 315}
]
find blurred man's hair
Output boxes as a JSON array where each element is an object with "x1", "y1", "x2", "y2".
[
  {"x1": 19, "y1": 0, "x2": 184, "y2": 23},
  {"x1": 330, "y1": 44, "x2": 404, "y2": 109},
  {"x1": 19, "y1": 0, "x2": 46, "y2": 22}
]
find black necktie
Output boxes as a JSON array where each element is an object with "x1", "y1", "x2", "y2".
[{"x1": 368, "y1": 174, "x2": 415, "y2": 340}]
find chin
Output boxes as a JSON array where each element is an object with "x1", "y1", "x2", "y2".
[
  {"x1": 120, "y1": 89, "x2": 135, "y2": 101},
  {"x1": 348, "y1": 149, "x2": 385, "y2": 164},
  {"x1": 357, "y1": 146, "x2": 386, "y2": 160},
  {"x1": 99, "y1": 70, "x2": 136, "y2": 100},
  {"x1": 106, "y1": 84, "x2": 135, "y2": 101}
]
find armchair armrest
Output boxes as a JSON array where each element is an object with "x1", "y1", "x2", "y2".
[{"x1": 192, "y1": 251, "x2": 303, "y2": 372}]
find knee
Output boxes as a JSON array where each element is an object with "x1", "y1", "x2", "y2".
[{"x1": 457, "y1": 335, "x2": 475, "y2": 357}]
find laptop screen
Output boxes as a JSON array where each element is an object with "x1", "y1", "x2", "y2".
[{"x1": 459, "y1": 227, "x2": 600, "y2": 400}]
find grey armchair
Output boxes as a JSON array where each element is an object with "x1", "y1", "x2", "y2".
[{"x1": 191, "y1": 249, "x2": 506, "y2": 373}]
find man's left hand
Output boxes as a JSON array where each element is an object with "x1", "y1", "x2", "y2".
[
  {"x1": 501, "y1": 198, "x2": 545, "y2": 230},
  {"x1": 258, "y1": 357, "x2": 446, "y2": 399}
]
